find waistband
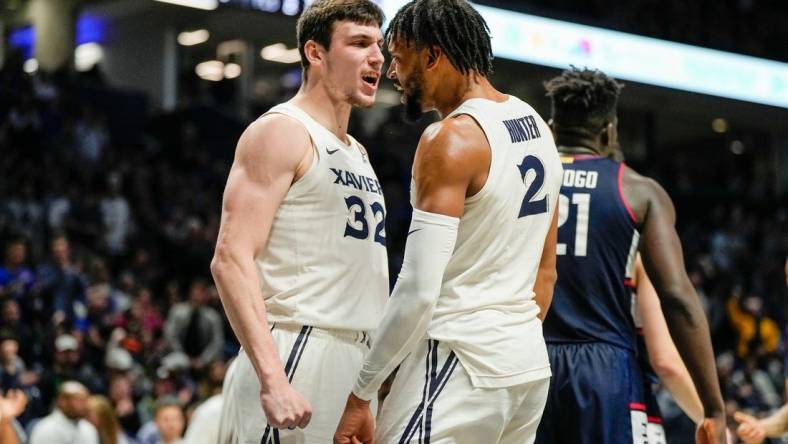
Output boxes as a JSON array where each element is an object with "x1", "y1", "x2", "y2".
[{"x1": 270, "y1": 323, "x2": 371, "y2": 347}]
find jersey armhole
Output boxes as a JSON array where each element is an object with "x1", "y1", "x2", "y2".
[
  {"x1": 451, "y1": 112, "x2": 494, "y2": 203},
  {"x1": 617, "y1": 162, "x2": 638, "y2": 224},
  {"x1": 263, "y1": 110, "x2": 320, "y2": 187}
]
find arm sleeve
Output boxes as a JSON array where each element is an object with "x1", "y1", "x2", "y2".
[{"x1": 352, "y1": 209, "x2": 459, "y2": 401}]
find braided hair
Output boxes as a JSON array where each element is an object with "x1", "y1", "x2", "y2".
[
  {"x1": 544, "y1": 67, "x2": 624, "y2": 132},
  {"x1": 386, "y1": 0, "x2": 493, "y2": 76}
]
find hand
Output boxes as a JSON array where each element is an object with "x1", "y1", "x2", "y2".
[
  {"x1": 733, "y1": 411, "x2": 766, "y2": 444},
  {"x1": 334, "y1": 393, "x2": 374, "y2": 444},
  {"x1": 260, "y1": 376, "x2": 312, "y2": 430},
  {"x1": 0, "y1": 390, "x2": 28, "y2": 419},
  {"x1": 695, "y1": 416, "x2": 727, "y2": 444}
]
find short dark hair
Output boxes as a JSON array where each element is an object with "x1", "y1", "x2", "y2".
[
  {"x1": 297, "y1": 0, "x2": 384, "y2": 76},
  {"x1": 386, "y1": 0, "x2": 493, "y2": 76},
  {"x1": 544, "y1": 67, "x2": 624, "y2": 131}
]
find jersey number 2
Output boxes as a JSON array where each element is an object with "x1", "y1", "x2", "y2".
[
  {"x1": 518, "y1": 155, "x2": 548, "y2": 218},
  {"x1": 344, "y1": 196, "x2": 386, "y2": 246}
]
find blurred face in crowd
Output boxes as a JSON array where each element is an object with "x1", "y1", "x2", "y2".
[
  {"x1": 58, "y1": 382, "x2": 90, "y2": 420},
  {"x1": 2, "y1": 300, "x2": 20, "y2": 322},
  {"x1": 189, "y1": 282, "x2": 208, "y2": 306},
  {"x1": 155, "y1": 404, "x2": 185, "y2": 442},
  {"x1": 387, "y1": 38, "x2": 429, "y2": 121},
  {"x1": 52, "y1": 236, "x2": 71, "y2": 266},
  {"x1": 5, "y1": 242, "x2": 26, "y2": 267},
  {"x1": 309, "y1": 20, "x2": 384, "y2": 108},
  {"x1": 0, "y1": 338, "x2": 19, "y2": 364}
]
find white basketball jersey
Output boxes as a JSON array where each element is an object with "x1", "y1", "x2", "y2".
[
  {"x1": 423, "y1": 96, "x2": 563, "y2": 388},
  {"x1": 256, "y1": 102, "x2": 388, "y2": 331}
]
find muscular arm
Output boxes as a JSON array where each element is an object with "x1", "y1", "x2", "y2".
[
  {"x1": 634, "y1": 255, "x2": 704, "y2": 424},
  {"x1": 625, "y1": 168, "x2": 725, "y2": 423},
  {"x1": 351, "y1": 117, "x2": 486, "y2": 400},
  {"x1": 534, "y1": 209, "x2": 559, "y2": 321},
  {"x1": 210, "y1": 114, "x2": 313, "y2": 428}
]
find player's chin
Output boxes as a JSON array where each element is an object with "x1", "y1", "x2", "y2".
[{"x1": 352, "y1": 92, "x2": 377, "y2": 108}]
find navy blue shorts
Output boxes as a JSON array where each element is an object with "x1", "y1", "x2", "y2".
[{"x1": 535, "y1": 342, "x2": 648, "y2": 444}]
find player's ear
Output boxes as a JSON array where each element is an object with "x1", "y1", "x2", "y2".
[
  {"x1": 303, "y1": 40, "x2": 325, "y2": 68},
  {"x1": 426, "y1": 46, "x2": 441, "y2": 70}
]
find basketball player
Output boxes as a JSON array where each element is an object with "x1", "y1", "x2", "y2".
[
  {"x1": 335, "y1": 1, "x2": 562, "y2": 443},
  {"x1": 210, "y1": 1, "x2": 388, "y2": 442},
  {"x1": 632, "y1": 254, "x2": 703, "y2": 444},
  {"x1": 534, "y1": 67, "x2": 726, "y2": 444}
]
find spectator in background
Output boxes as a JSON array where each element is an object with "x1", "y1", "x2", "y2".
[
  {"x1": 29, "y1": 380, "x2": 99, "y2": 444},
  {"x1": 108, "y1": 373, "x2": 141, "y2": 436},
  {"x1": 727, "y1": 292, "x2": 780, "y2": 358},
  {"x1": 74, "y1": 106, "x2": 109, "y2": 166},
  {"x1": 0, "y1": 238, "x2": 36, "y2": 304},
  {"x1": 153, "y1": 398, "x2": 184, "y2": 444},
  {"x1": 86, "y1": 395, "x2": 133, "y2": 444},
  {"x1": 37, "y1": 234, "x2": 87, "y2": 326},
  {"x1": 0, "y1": 336, "x2": 27, "y2": 390},
  {"x1": 100, "y1": 172, "x2": 133, "y2": 261},
  {"x1": 5, "y1": 182, "x2": 44, "y2": 253},
  {"x1": 163, "y1": 280, "x2": 223, "y2": 372},
  {"x1": 38, "y1": 334, "x2": 102, "y2": 409},
  {"x1": 0, "y1": 300, "x2": 36, "y2": 365}
]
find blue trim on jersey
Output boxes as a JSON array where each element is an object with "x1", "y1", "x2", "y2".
[
  {"x1": 261, "y1": 326, "x2": 313, "y2": 444},
  {"x1": 399, "y1": 340, "x2": 458, "y2": 444}
]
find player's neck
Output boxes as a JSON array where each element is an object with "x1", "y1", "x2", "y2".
[
  {"x1": 291, "y1": 82, "x2": 353, "y2": 145},
  {"x1": 434, "y1": 73, "x2": 505, "y2": 118}
]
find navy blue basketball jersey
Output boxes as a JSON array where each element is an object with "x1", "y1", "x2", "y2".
[{"x1": 544, "y1": 155, "x2": 640, "y2": 352}]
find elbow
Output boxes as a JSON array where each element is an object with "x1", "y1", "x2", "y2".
[
  {"x1": 651, "y1": 357, "x2": 680, "y2": 381},
  {"x1": 210, "y1": 248, "x2": 235, "y2": 281}
]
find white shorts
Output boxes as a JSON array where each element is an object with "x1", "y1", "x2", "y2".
[
  {"x1": 376, "y1": 339, "x2": 550, "y2": 444},
  {"x1": 218, "y1": 324, "x2": 376, "y2": 444}
]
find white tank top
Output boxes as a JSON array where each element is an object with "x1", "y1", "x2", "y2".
[
  {"x1": 423, "y1": 96, "x2": 563, "y2": 388},
  {"x1": 256, "y1": 102, "x2": 388, "y2": 331}
]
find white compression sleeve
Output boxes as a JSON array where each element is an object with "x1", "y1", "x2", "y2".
[{"x1": 352, "y1": 209, "x2": 459, "y2": 401}]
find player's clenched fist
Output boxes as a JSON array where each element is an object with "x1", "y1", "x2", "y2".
[
  {"x1": 260, "y1": 378, "x2": 313, "y2": 430},
  {"x1": 695, "y1": 417, "x2": 729, "y2": 444},
  {"x1": 334, "y1": 394, "x2": 375, "y2": 444}
]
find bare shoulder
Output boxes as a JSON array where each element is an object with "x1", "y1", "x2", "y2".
[
  {"x1": 621, "y1": 164, "x2": 674, "y2": 224},
  {"x1": 234, "y1": 113, "x2": 311, "y2": 171},
  {"x1": 415, "y1": 115, "x2": 489, "y2": 174}
]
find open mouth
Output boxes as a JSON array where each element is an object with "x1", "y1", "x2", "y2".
[{"x1": 362, "y1": 72, "x2": 379, "y2": 88}]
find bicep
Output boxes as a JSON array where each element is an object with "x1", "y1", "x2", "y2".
[
  {"x1": 214, "y1": 119, "x2": 307, "y2": 260},
  {"x1": 412, "y1": 120, "x2": 487, "y2": 218}
]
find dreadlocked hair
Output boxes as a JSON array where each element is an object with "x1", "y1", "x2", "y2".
[
  {"x1": 297, "y1": 0, "x2": 384, "y2": 78},
  {"x1": 544, "y1": 66, "x2": 624, "y2": 132},
  {"x1": 386, "y1": 0, "x2": 493, "y2": 76}
]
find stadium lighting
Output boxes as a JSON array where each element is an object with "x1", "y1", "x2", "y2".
[
  {"x1": 260, "y1": 43, "x2": 300, "y2": 64},
  {"x1": 23, "y1": 58, "x2": 38, "y2": 74},
  {"x1": 154, "y1": 0, "x2": 218, "y2": 10},
  {"x1": 377, "y1": 0, "x2": 788, "y2": 108},
  {"x1": 224, "y1": 63, "x2": 242, "y2": 79},
  {"x1": 196, "y1": 60, "x2": 224, "y2": 81},
  {"x1": 75, "y1": 43, "x2": 104, "y2": 72},
  {"x1": 178, "y1": 29, "x2": 210, "y2": 46},
  {"x1": 712, "y1": 118, "x2": 729, "y2": 133}
]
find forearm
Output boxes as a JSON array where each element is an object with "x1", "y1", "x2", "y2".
[
  {"x1": 211, "y1": 255, "x2": 286, "y2": 386},
  {"x1": 761, "y1": 403, "x2": 788, "y2": 437},
  {"x1": 660, "y1": 285, "x2": 724, "y2": 417},
  {"x1": 656, "y1": 363, "x2": 704, "y2": 423},
  {"x1": 353, "y1": 209, "x2": 458, "y2": 401}
]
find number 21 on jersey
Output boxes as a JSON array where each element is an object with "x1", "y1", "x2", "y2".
[{"x1": 557, "y1": 192, "x2": 590, "y2": 256}]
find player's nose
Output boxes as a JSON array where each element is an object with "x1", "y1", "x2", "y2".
[{"x1": 386, "y1": 63, "x2": 397, "y2": 80}]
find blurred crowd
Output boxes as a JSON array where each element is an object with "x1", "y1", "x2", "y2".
[{"x1": 0, "y1": 29, "x2": 786, "y2": 444}]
